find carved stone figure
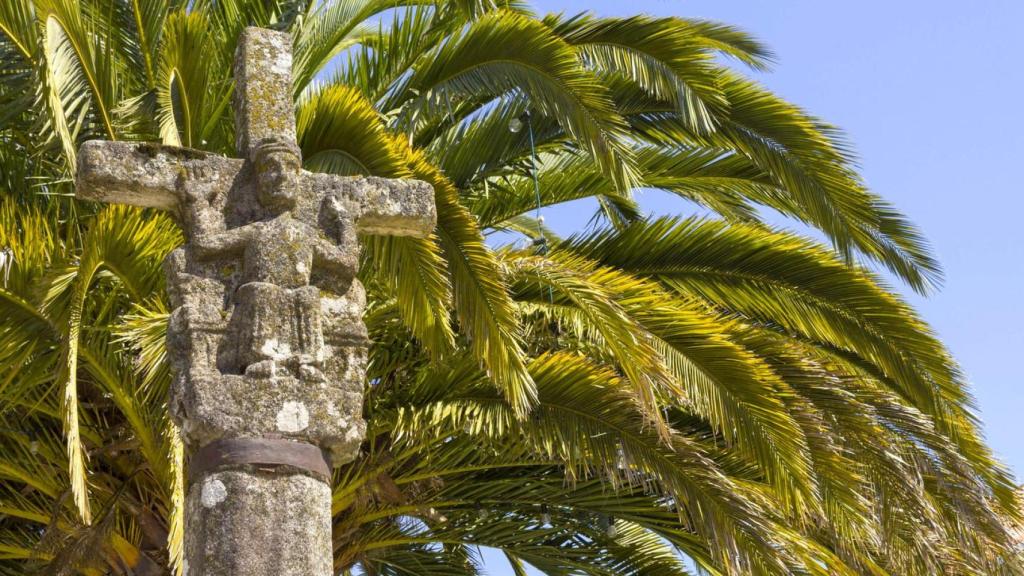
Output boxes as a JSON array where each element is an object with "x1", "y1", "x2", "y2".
[{"x1": 75, "y1": 27, "x2": 435, "y2": 576}]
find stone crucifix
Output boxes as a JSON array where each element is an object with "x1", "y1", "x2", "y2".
[{"x1": 75, "y1": 28, "x2": 435, "y2": 575}]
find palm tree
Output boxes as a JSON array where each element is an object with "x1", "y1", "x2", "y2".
[{"x1": 0, "y1": 0, "x2": 1020, "y2": 574}]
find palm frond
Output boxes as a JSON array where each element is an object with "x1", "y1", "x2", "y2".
[{"x1": 402, "y1": 10, "x2": 639, "y2": 189}]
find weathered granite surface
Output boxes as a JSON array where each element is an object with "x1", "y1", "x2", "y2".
[
  {"x1": 184, "y1": 469, "x2": 332, "y2": 576},
  {"x1": 75, "y1": 26, "x2": 435, "y2": 576}
]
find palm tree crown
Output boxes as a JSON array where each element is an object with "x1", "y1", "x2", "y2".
[{"x1": 0, "y1": 0, "x2": 1020, "y2": 574}]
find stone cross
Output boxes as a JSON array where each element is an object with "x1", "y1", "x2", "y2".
[{"x1": 75, "y1": 28, "x2": 435, "y2": 575}]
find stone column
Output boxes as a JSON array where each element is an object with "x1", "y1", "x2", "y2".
[
  {"x1": 184, "y1": 469, "x2": 332, "y2": 575},
  {"x1": 180, "y1": 29, "x2": 334, "y2": 576},
  {"x1": 74, "y1": 26, "x2": 436, "y2": 576}
]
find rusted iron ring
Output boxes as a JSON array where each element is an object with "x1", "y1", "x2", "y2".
[{"x1": 189, "y1": 438, "x2": 331, "y2": 484}]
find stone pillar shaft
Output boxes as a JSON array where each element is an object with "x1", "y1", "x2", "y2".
[{"x1": 185, "y1": 470, "x2": 332, "y2": 576}]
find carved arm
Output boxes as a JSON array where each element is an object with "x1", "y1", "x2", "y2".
[
  {"x1": 313, "y1": 219, "x2": 359, "y2": 287},
  {"x1": 190, "y1": 226, "x2": 255, "y2": 260}
]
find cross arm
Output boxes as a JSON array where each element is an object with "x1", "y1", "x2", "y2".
[
  {"x1": 315, "y1": 174, "x2": 436, "y2": 238},
  {"x1": 76, "y1": 141, "x2": 230, "y2": 212}
]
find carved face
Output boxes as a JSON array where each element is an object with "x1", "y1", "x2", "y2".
[{"x1": 253, "y1": 138, "x2": 302, "y2": 212}]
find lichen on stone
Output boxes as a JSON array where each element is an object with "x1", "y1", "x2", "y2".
[
  {"x1": 276, "y1": 401, "x2": 310, "y2": 433},
  {"x1": 200, "y1": 478, "x2": 228, "y2": 508}
]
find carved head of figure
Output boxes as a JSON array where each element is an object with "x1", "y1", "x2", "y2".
[{"x1": 252, "y1": 137, "x2": 302, "y2": 213}]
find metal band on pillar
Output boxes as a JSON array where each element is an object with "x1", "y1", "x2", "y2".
[{"x1": 190, "y1": 438, "x2": 332, "y2": 484}]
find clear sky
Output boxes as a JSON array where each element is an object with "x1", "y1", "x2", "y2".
[{"x1": 483, "y1": 0, "x2": 1024, "y2": 572}]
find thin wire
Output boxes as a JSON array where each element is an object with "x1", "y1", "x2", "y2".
[
  {"x1": 526, "y1": 113, "x2": 556, "y2": 309},
  {"x1": 526, "y1": 112, "x2": 543, "y2": 243},
  {"x1": 444, "y1": 86, "x2": 455, "y2": 125}
]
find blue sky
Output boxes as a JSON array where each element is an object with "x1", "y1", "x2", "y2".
[{"x1": 483, "y1": 0, "x2": 1024, "y2": 572}]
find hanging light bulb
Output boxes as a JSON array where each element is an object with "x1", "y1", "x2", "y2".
[
  {"x1": 540, "y1": 504, "x2": 551, "y2": 525},
  {"x1": 427, "y1": 507, "x2": 448, "y2": 523},
  {"x1": 508, "y1": 118, "x2": 524, "y2": 133},
  {"x1": 29, "y1": 440, "x2": 38, "y2": 455}
]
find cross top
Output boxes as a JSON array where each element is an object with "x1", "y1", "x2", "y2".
[
  {"x1": 234, "y1": 28, "x2": 298, "y2": 158},
  {"x1": 76, "y1": 26, "x2": 435, "y2": 237}
]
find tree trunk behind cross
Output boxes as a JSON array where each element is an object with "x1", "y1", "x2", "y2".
[{"x1": 74, "y1": 27, "x2": 436, "y2": 575}]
